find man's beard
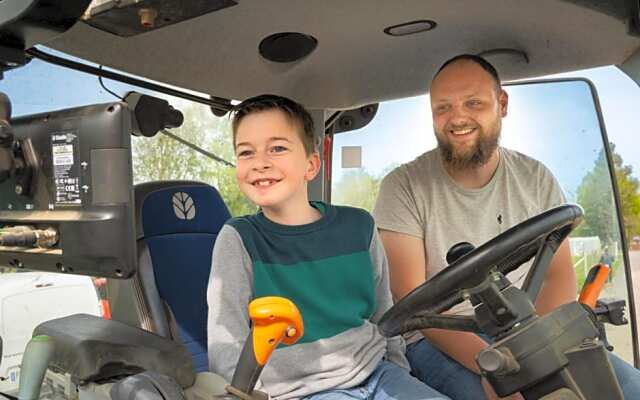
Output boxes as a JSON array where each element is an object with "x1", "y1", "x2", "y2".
[{"x1": 436, "y1": 121, "x2": 501, "y2": 171}]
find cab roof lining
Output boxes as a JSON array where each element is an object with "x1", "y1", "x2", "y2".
[{"x1": 45, "y1": 0, "x2": 640, "y2": 109}]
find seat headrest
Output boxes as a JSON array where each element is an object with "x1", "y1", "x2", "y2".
[{"x1": 135, "y1": 181, "x2": 231, "y2": 239}]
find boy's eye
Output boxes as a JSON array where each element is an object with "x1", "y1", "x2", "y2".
[
  {"x1": 237, "y1": 150, "x2": 253, "y2": 158},
  {"x1": 271, "y1": 145, "x2": 288, "y2": 153}
]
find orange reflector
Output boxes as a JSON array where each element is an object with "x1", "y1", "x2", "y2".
[{"x1": 100, "y1": 299, "x2": 112, "y2": 320}]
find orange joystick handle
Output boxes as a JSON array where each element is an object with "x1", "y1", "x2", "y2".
[
  {"x1": 229, "y1": 297, "x2": 304, "y2": 395},
  {"x1": 579, "y1": 264, "x2": 610, "y2": 309},
  {"x1": 250, "y1": 296, "x2": 304, "y2": 365}
]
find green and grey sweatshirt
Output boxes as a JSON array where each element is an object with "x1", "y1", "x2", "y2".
[{"x1": 207, "y1": 202, "x2": 409, "y2": 400}]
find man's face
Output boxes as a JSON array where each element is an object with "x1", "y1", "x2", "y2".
[{"x1": 430, "y1": 60, "x2": 508, "y2": 170}]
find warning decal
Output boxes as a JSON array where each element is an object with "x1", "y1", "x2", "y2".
[{"x1": 52, "y1": 131, "x2": 81, "y2": 205}]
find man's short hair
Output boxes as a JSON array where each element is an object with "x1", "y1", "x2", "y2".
[
  {"x1": 231, "y1": 94, "x2": 319, "y2": 155},
  {"x1": 434, "y1": 54, "x2": 502, "y2": 90}
]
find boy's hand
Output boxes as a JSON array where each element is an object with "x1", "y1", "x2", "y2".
[{"x1": 481, "y1": 377, "x2": 524, "y2": 400}]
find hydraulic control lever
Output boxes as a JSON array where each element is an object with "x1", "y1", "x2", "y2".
[
  {"x1": 227, "y1": 297, "x2": 304, "y2": 399},
  {"x1": 578, "y1": 263, "x2": 628, "y2": 351},
  {"x1": 579, "y1": 263, "x2": 610, "y2": 309}
]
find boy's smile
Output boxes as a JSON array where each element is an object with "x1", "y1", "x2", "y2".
[
  {"x1": 251, "y1": 177, "x2": 281, "y2": 188},
  {"x1": 234, "y1": 109, "x2": 320, "y2": 223}
]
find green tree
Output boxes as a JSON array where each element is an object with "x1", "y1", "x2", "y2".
[
  {"x1": 332, "y1": 169, "x2": 383, "y2": 212},
  {"x1": 574, "y1": 143, "x2": 640, "y2": 244},
  {"x1": 132, "y1": 104, "x2": 256, "y2": 216}
]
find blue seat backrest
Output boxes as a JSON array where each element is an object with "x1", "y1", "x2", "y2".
[{"x1": 135, "y1": 181, "x2": 231, "y2": 372}]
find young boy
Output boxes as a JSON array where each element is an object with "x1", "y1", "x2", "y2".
[{"x1": 207, "y1": 94, "x2": 449, "y2": 400}]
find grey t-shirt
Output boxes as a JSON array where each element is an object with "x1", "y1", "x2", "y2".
[{"x1": 373, "y1": 147, "x2": 566, "y2": 318}]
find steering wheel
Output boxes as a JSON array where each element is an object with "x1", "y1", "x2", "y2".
[{"x1": 378, "y1": 204, "x2": 583, "y2": 337}]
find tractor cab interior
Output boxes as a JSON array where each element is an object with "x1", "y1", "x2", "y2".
[{"x1": 1, "y1": 1, "x2": 640, "y2": 399}]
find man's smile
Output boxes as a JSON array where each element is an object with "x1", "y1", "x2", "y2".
[{"x1": 449, "y1": 127, "x2": 477, "y2": 136}]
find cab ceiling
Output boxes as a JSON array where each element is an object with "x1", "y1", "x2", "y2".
[{"x1": 45, "y1": 0, "x2": 640, "y2": 109}]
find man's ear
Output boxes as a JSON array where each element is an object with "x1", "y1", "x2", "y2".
[
  {"x1": 499, "y1": 89, "x2": 509, "y2": 117},
  {"x1": 305, "y1": 152, "x2": 322, "y2": 181}
]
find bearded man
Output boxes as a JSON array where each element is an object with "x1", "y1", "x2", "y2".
[{"x1": 373, "y1": 54, "x2": 640, "y2": 400}]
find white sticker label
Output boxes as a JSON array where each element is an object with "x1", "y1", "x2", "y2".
[
  {"x1": 52, "y1": 131, "x2": 81, "y2": 205},
  {"x1": 52, "y1": 144, "x2": 74, "y2": 166}
]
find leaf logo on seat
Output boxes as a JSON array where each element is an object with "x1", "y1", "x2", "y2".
[{"x1": 172, "y1": 192, "x2": 196, "y2": 220}]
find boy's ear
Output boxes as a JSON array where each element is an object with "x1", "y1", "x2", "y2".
[{"x1": 305, "y1": 152, "x2": 322, "y2": 181}]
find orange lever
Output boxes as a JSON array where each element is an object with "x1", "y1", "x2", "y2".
[
  {"x1": 249, "y1": 296, "x2": 304, "y2": 366},
  {"x1": 578, "y1": 264, "x2": 610, "y2": 309}
]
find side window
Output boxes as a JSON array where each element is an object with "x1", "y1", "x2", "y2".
[
  {"x1": 130, "y1": 104, "x2": 256, "y2": 216},
  {"x1": 503, "y1": 80, "x2": 635, "y2": 364},
  {"x1": 0, "y1": 53, "x2": 254, "y2": 216},
  {"x1": 331, "y1": 73, "x2": 639, "y2": 365},
  {"x1": 0, "y1": 52, "x2": 252, "y2": 396},
  {"x1": 331, "y1": 96, "x2": 435, "y2": 212}
]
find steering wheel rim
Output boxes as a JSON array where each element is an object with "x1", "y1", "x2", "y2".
[{"x1": 379, "y1": 204, "x2": 583, "y2": 337}]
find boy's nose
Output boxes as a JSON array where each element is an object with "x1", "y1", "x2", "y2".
[
  {"x1": 252, "y1": 153, "x2": 272, "y2": 170},
  {"x1": 254, "y1": 164, "x2": 271, "y2": 171}
]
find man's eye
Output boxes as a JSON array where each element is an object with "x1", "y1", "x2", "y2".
[
  {"x1": 435, "y1": 105, "x2": 450, "y2": 114},
  {"x1": 467, "y1": 99, "x2": 482, "y2": 107}
]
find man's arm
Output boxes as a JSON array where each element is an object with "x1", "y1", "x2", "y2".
[
  {"x1": 378, "y1": 229, "x2": 489, "y2": 374},
  {"x1": 534, "y1": 164, "x2": 577, "y2": 314},
  {"x1": 534, "y1": 239, "x2": 577, "y2": 315}
]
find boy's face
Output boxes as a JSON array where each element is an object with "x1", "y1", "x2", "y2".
[{"x1": 234, "y1": 109, "x2": 320, "y2": 213}]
